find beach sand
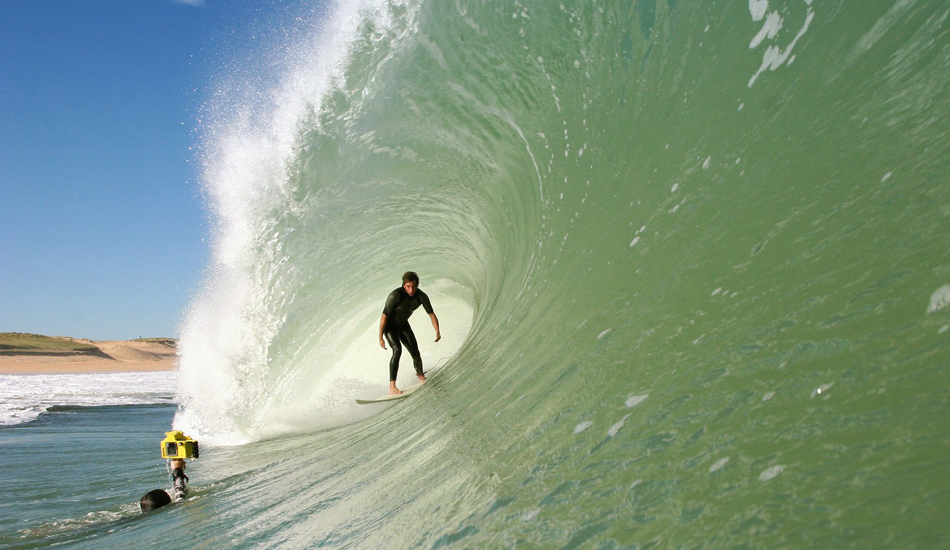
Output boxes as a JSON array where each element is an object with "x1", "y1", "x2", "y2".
[{"x1": 0, "y1": 339, "x2": 177, "y2": 374}]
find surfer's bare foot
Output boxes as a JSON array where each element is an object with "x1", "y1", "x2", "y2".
[
  {"x1": 389, "y1": 382, "x2": 402, "y2": 395},
  {"x1": 417, "y1": 373, "x2": 427, "y2": 383}
]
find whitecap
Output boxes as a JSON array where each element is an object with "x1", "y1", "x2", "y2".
[
  {"x1": 927, "y1": 285, "x2": 950, "y2": 313},
  {"x1": 750, "y1": 11, "x2": 783, "y2": 49},
  {"x1": 759, "y1": 465, "x2": 786, "y2": 481},
  {"x1": 608, "y1": 414, "x2": 631, "y2": 437},
  {"x1": 0, "y1": 372, "x2": 176, "y2": 427},
  {"x1": 625, "y1": 393, "x2": 649, "y2": 408},
  {"x1": 749, "y1": 0, "x2": 769, "y2": 21},
  {"x1": 709, "y1": 457, "x2": 730, "y2": 473}
]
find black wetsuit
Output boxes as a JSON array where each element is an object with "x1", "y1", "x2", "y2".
[{"x1": 382, "y1": 287, "x2": 434, "y2": 381}]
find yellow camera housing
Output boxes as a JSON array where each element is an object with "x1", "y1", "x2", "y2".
[{"x1": 160, "y1": 431, "x2": 199, "y2": 459}]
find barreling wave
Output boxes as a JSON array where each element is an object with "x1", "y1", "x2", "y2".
[{"x1": 169, "y1": 0, "x2": 950, "y2": 547}]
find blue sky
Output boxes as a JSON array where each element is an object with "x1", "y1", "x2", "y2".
[{"x1": 0, "y1": 1, "x2": 266, "y2": 340}]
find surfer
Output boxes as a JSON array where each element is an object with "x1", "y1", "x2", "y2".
[{"x1": 379, "y1": 271, "x2": 441, "y2": 395}]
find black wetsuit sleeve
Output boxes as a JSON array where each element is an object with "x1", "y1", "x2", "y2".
[{"x1": 419, "y1": 291, "x2": 434, "y2": 314}]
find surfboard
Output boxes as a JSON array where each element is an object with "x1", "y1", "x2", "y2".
[
  {"x1": 355, "y1": 381, "x2": 426, "y2": 404},
  {"x1": 355, "y1": 360, "x2": 449, "y2": 405}
]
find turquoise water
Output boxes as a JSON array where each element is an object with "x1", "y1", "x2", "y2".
[{"x1": 12, "y1": 0, "x2": 950, "y2": 547}]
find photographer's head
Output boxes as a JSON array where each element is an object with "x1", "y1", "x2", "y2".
[{"x1": 139, "y1": 489, "x2": 171, "y2": 512}]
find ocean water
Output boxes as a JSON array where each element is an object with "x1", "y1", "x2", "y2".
[
  {"x1": 0, "y1": 374, "x2": 177, "y2": 546},
  {"x1": 10, "y1": 0, "x2": 950, "y2": 547}
]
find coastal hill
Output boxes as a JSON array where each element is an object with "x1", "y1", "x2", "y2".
[{"x1": 0, "y1": 333, "x2": 177, "y2": 374}]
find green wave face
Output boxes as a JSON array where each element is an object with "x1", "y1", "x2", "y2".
[{"x1": 170, "y1": 0, "x2": 950, "y2": 548}]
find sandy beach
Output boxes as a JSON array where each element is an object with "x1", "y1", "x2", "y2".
[{"x1": 0, "y1": 338, "x2": 177, "y2": 374}]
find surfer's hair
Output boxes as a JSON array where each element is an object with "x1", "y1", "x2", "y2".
[
  {"x1": 140, "y1": 489, "x2": 172, "y2": 512},
  {"x1": 402, "y1": 271, "x2": 419, "y2": 284}
]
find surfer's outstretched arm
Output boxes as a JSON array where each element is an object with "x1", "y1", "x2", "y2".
[
  {"x1": 379, "y1": 314, "x2": 388, "y2": 349},
  {"x1": 429, "y1": 312, "x2": 441, "y2": 342}
]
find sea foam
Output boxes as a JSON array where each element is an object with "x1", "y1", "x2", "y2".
[{"x1": 0, "y1": 371, "x2": 176, "y2": 426}]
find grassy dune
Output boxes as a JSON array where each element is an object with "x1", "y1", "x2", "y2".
[
  {"x1": 0, "y1": 333, "x2": 176, "y2": 356},
  {"x1": 0, "y1": 333, "x2": 104, "y2": 355}
]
